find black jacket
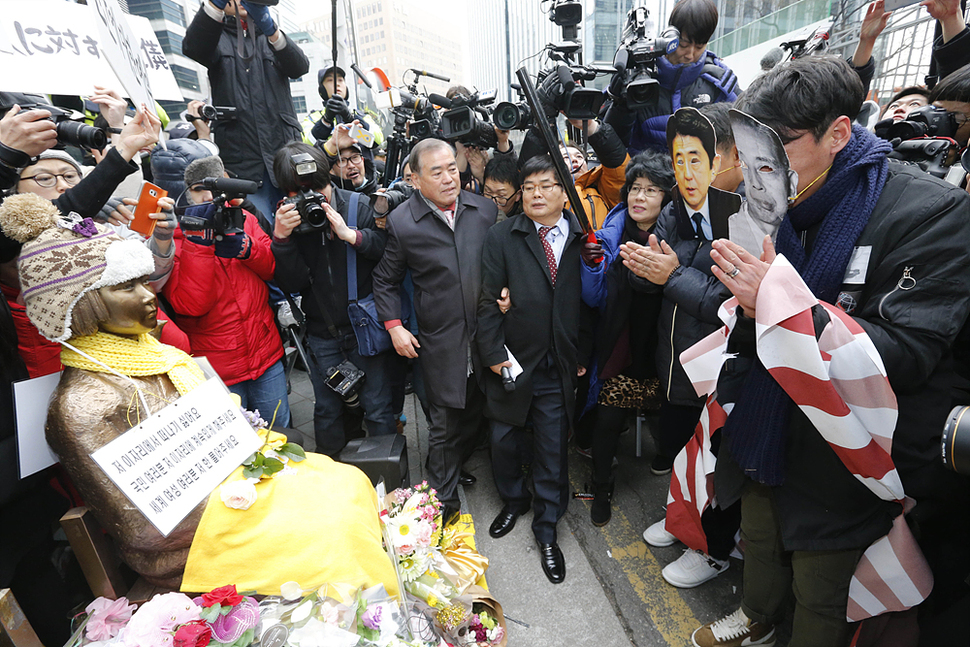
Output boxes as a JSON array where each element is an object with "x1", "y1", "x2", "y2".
[
  {"x1": 928, "y1": 25, "x2": 970, "y2": 88},
  {"x1": 477, "y1": 211, "x2": 589, "y2": 426},
  {"x1": 272, "y1": 188, "x2": 386, "y2": 339},
  {"x1": 373, "y1": 191, "x2": 498, "y2": 408},
  {"x1": 183, "y1": 9, "x2": 309, "y2": 185},
  {"x1": 715, "y1": 162, "x2": 970, "y2": 551},
  {"x1": 630, "y1": 187, "x2": 741, "y2": 406}
]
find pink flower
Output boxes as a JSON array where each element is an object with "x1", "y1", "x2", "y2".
[
  {"x1": 85, "y1": 597, "x2": 136, "y2": 641},
  {"x1": 398, "y1": 543, "x2": 415, "y2": 555},
  {"x1": 123, "y1": 593, "x2": 200, "y2": 647},
  {"x1": 415, "y1": 523, "x2": 433, "y2": 547}
]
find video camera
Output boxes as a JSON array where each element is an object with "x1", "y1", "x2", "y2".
[
  {"x1": 198, "y1": 104, "x2": 237, "y2": 123},
  {"x1": 876, "y1": 105, "x2": 963, "y2": 181},
  {"x1": 434, "y1": 90, "x2": 499, "y2": 149},
  {"x1": 537, "y1": 63, "x2": 609, "y2": 121},
  {"x1": 16, "y1": 103, "x2": 107, "y2": 150},
  {"x1": 612, "y1": 8, "x2": 680, "y2": 109},
  {"x1": 281, "y1": 153, "x2": 330, "y2": 237},
  {"x1": 178, "y1": 176, "x2": 257, "y2": 237}
]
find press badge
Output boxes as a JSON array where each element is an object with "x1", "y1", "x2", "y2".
[{"x1": 842, "y1": 246, "x2": 871, "y2": 285}]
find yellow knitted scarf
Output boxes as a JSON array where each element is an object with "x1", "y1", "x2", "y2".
[{"x1": 61, "y1": 332, "x2": 206, "y2": 396}]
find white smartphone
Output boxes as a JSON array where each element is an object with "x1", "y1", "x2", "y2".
[
  {"x1": 350, "y1": 122, "x2": 376, "y2": 149},
  {"x1": 884, "y1": 0, "x2": 921, "y2": 12}
]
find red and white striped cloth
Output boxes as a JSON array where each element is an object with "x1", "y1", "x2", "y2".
[{"x1": 667, "y1": 255, "x2": 933, "y2": 622}]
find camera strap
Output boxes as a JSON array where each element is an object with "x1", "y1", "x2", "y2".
[
  {"x1": 304, "y1": 192, "x2": 356, "y2": 355},
  {"x1": 346, "y1": 192, "x2": 360, "y2": 303}
]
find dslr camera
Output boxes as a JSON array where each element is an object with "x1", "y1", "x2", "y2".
[
  {"x1": 876, "y1": 105, "x2": 962, "y2": 181},
  {"x1": 16, "y1": 103, "x2": 107, "y2": 150},
  {"x1": 326, "y1": 360, "x2": 364, "y2": 408},
  {"x1": 942, "y1": 405, "x2": 970, "y2": 475},
  {"x1": 281, "y1": 153, "x2": 330, "y2": 237},
  {"x1": 370, "y1": 182, "x2": 414, "y2": 216},
  {"x1": 612, "y1": 7, "x2": 680, "y2": 109}
]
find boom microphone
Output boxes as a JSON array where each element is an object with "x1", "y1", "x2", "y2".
[
  {"x1": 411, "y1": 69, "x2": 451, "y2": 82},
  {"x1": 760, "y1": 47, "x2": 784, "y2": 71}
]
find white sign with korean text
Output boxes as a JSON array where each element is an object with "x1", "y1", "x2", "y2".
[
  {"x1": 91, "y1": 378, "x2": 263, "y2": 537},
  {"x1": 0, "y1": 0, "x2": 182, "y2": 101}
]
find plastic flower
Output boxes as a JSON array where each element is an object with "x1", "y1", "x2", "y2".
[
  {"x1": 173, "y1": 620, "x2": 211, "y2": 647},
  {"x1": 123, "y1": 593, "x2": 200, "y2": 647},
  {"x1": 280, "y1": 581, "x2": 303, "y2": 601},
  {"x1": 200, "y1": 585, "x2": 244, "y2": 608},
  {"x1": 85, "y1": 596, "x2": 136, "y2": 641}
]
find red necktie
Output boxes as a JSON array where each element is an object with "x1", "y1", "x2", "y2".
[{"x1": 539, "y1": 225, "x2": 558, "y2": 286}]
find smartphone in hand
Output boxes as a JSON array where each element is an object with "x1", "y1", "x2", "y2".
[
  {"x1": 350, "y1": 122, "x2": 376, "y2": 149},
  {"x1": 130, "y1": 182, "x2": 168, "y2": 237}
]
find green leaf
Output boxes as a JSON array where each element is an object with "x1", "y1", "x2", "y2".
[
  {"x1": 262, "y1": 457, "x2": 284, "y2": 475},
  {"x1": 199, "y1": 604, "x2": 221, "y2": 622},
  {"x1": 278, "y1": 443, "x2": 307, "y2": 462},
  {"x1": 253, "y1": 453, "x2": 265, "y2": 468},
  {"x1": 243, "y1": 452, "x2": 258, "y2": 466},
  {"x1": 242, "y1": 466, "x2": 263, "y2": 480}
]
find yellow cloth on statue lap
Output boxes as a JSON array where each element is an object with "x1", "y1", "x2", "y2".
[{"x1": 181, "y1": 451, "x2": 398, "y2": 596}]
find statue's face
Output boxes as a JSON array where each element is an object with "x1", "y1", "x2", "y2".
[{"x1": 97, "y1": 277, "x2": 157, "y2": 337}]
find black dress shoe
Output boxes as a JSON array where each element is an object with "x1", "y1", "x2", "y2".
[
  {"x1": 442, "y1": 504, "x2": 461, "y2": 527},
  {"x1": 458, "y1": 470, "x2": 477, "y2": 486},
  {"x1": 489, "y1": 506, "x2": 523, "y2": 538},
  {"x1": 537, "y1": 541, "x2": 565, "y2": 583}
]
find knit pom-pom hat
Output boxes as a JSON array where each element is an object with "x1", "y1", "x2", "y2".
[{"x1": 0, "y1": 193, "x2": 154, "y2": 342}]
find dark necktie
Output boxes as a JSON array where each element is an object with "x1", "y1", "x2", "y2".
[
  {"x1": 538, "y1": 225, "x2": 558, "y2": 286},
  {"x1": 692, "y1": 213, "x2": 706, "y2": 240}
]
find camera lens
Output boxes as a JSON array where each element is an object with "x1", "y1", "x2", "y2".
[
  {"x1": 942, "y1": 405, "x2": 970, "y2": 475},
  {"x1": 494, "y1": 102, "x2": 523, "y2": 130},
  {"x1": 200, "y1": 104, "x2": 218, "y2": 121},
  {"x1": 300, "y1": 200, "x2": 328, "y2": 228},
  {"x1": 626, "y1": 75, "x2": 660, "y2": 109},
  {"x1": 56, "y1": 120, "x2": 107, "y2": 150}
]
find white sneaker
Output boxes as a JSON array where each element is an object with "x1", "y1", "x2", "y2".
[
  {"x1": 691, "y1": 607, "x2": 776, "y2": 647},
  {"x1": 643, "y1": 519, "x2": 678, "y2": 547},
  {"x1": 662, "y1": 548, "x2": 729, "y2": 588}
]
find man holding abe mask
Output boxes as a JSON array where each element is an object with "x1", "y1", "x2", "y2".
[{"x1": 726, "y1": 109, "x2": 798, "y2": 256}]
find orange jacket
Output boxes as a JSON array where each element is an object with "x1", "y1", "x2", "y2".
[{"x1": 574, "y1": 154, "x2": 630, "y2": 231}]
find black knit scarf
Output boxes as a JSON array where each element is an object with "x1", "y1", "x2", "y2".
[{"x1": 722, "y1": 126, "x2": 891, "y2": 485}]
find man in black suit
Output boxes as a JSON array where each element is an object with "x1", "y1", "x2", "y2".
[
  {"x1": 477, "y1": 155, "x2": 588, "y2": 584},
  {"x1": 372, "y1": 139, "x2": 498, "y2": 522}
]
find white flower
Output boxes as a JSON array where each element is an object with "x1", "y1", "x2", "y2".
[
  {"x1": 280, "y1": 581, "x2": 303, "y2": 601},
  {"x1": 385, "y1": 513, "x2": 419, "y2": 547},
  {"x1": 220, "y1": 478, "x2": 258, "y2": 510}
]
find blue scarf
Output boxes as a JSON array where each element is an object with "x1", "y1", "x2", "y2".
[{"x1": 723, "y1": 126, "x2": 891, "y2": 485}]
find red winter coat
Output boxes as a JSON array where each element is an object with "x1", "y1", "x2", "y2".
[{"x1": 163, "y1": 211, "x2": 283, "y2": 385}]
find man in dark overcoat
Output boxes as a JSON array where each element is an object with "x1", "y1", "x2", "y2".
[
  {"x1": 372, "y1": 139, "x2": 498, "y2": 521},
  {"x1": 476, "y1": 154, "x2": 589, "y2": 584}
]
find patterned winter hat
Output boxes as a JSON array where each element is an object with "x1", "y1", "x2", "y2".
[{"x1": 0, "y1": 193, "x2": 154, "y2": 342}]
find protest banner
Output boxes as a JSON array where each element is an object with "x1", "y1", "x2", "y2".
[{"x1": 0, "y1": 0, "x2": 182, "y2": 101}]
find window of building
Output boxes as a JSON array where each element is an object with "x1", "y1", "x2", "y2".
[
  {"x1": 128, "y1": 0, "x2": 185, "y2": 28},
  {"x1": 292, "y1": 95, "x2": 308, "y2": 113},
  {"x1": 170, "y1": 64, "x2": 200, "y2": 92},
  {"x1": 154, "y1": 29, "x2": 183, "y2": 56}
]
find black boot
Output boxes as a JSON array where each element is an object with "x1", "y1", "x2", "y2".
[{"x1": 590, "y1": 482, "x2": 613, "y2": 527}]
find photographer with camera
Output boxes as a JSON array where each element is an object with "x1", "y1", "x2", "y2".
[
  {"x1": 183, "y1": 0, "x2": 309, "y2": 221},
  {"x1": 321, "y1": 121, "x2": 380, "y2": 195},
  {"x1": 162, "y1": 155, "x2": 289, "y2": 426},
  {"x1": 270, "y1": 142, "x2": 395, "y2": 456},
  {"x1": 307, "y1": 66, "x2": 383, "y2": 155},
  {"x1": 605, "y1": 0, "x2": 739, "y2": 155},
  {"x1": 1, "y1": 99, "x2": 161, "y2": 217}
]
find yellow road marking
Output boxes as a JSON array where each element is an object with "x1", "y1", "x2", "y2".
[{"x1": 571, "y1": 472, "x2": 700, "y2": 646}]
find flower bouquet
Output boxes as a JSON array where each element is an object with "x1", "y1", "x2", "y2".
[
  {"x1": 192, "y1": 585, "x2": 260, "y2": 647},
  {"x1": 380, "y1": 482, "x2": 444, "y2": 584}
]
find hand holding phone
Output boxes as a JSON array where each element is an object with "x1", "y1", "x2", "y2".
[{"x1": 130, "y1": 182, "x2": 168, "y2": 237}]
